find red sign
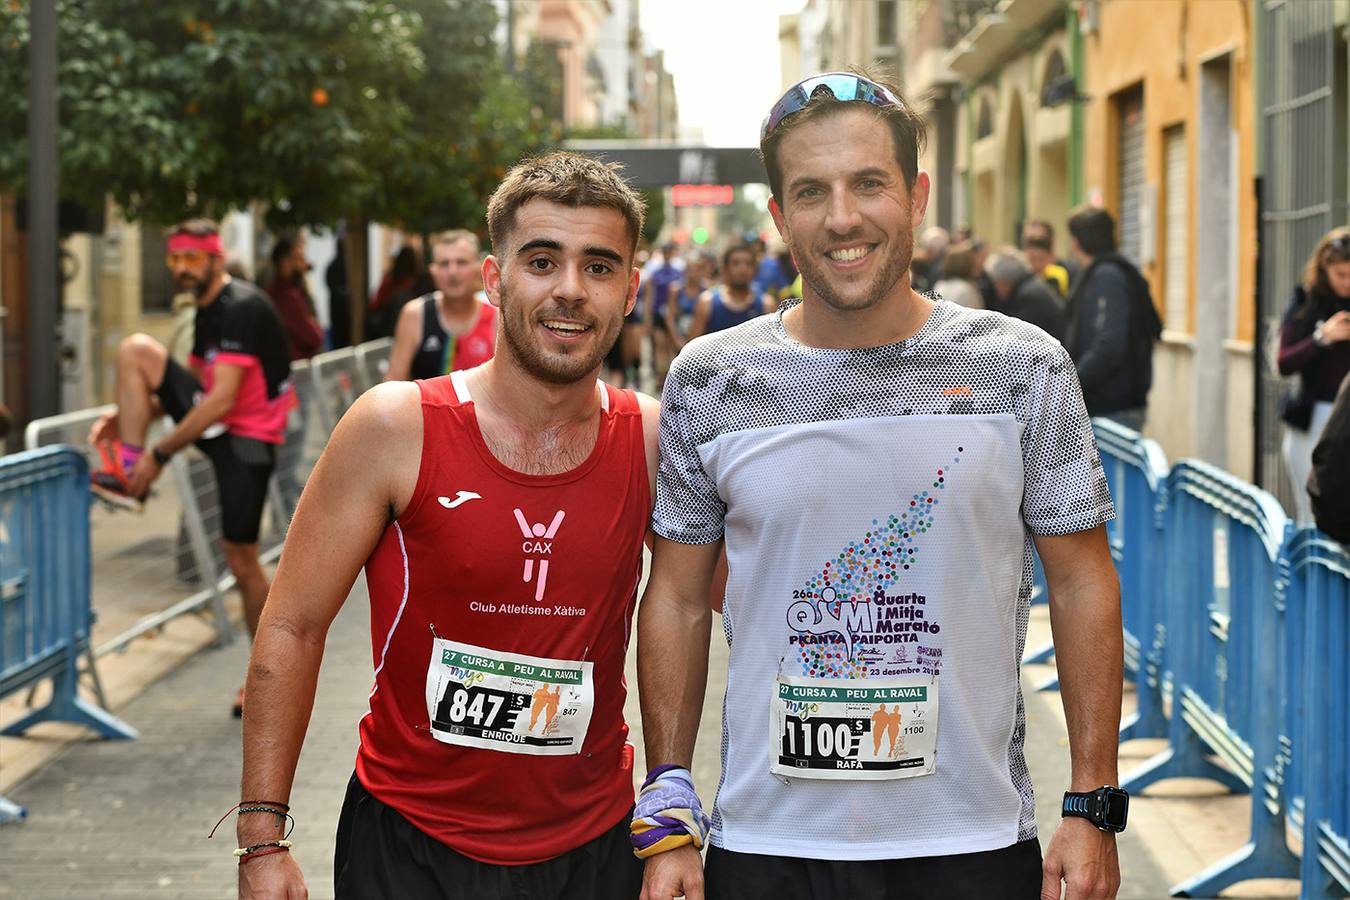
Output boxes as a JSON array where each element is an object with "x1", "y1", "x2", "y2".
[{"x1": 671, "y1": 184, "x2": 734, "y2": 207}]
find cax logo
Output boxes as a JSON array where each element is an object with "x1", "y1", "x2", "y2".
[{"x1": 513, "y1": 509, "x2": 566, "y2": 601}]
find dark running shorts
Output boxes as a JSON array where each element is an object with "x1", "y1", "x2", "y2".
[
  {"x1": 155, "y1": 357, "x2": 275, "y2": 544},
  {"x1": 333, "y1": 773, "x2": 643, "y2": 900},
  {"x1": 704, "y1": 838, "x2": 1043, "y2": 900}
]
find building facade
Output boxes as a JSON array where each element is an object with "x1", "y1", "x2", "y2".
[{"x1": 1074, "y1": 0, "x2": 1258, "y2": 480}]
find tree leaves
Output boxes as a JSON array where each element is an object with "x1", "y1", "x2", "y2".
[{"x1": 0, "y1": 0, "x2": 548, "y2": 228}]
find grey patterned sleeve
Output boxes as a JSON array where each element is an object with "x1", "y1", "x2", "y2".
[
  {"x1": 1012, "y1": 339, "x2": 1116, "y2": 535},
  {"x1": 651, "y1": 354, "x2": 728, "y2": 544}
]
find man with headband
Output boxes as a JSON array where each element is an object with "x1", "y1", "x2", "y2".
[
  {"x1": 635, "y1": 71, "x2": 1126, "y2": 899},
  {"x1": 89, "y1": 217, "x2": 292, "y2": 717}
]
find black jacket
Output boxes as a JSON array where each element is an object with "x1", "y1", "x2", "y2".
[
  {"x1": 993, "y1": 273, "x2": 1067, "y2": 343},
  {"x1": 1064, "y1": 254, "x2": 1161, "y2": 416},
  {"x1": 1309, "y1": 376, "x2": 1350, "y2": 543}
]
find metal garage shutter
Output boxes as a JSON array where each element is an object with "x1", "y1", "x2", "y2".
[{"x1": 1117, "y1": 86, "x2": 1146, "y2": 266}]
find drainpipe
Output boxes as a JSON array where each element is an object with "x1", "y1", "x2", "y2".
[{"x1": 1068, "y1": 2, "x2": 1085, "y2": 207}]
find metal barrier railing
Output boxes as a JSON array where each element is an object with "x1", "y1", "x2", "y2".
[
  {"x1": 1122, "y1": 460, "x2": 1293, "y2": 896},
  {"x1": 16, "y1": 341, "x2": 387, "y2": 659},
  {"x1": 354, "y1": 336, "x2": 393, "y2": 391},
  {"x1": 1092, "y1": 419, "x2": 1171, "y2": 742},
  {"x1": 310, "y1": 346, "x2": 363, "y2": 435},
  {"x1": 1290, "y1": 530, "x2": 1350, "y2": 897},
  {"x1": 0, "y1": 447, "x2": 138, "y2": 823},
  {"x1": 24, "y1": 407, "x2": 239, "y2": 656}
]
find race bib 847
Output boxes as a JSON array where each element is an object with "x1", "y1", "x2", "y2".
[{"x1": 424, "y1": 639, "x2": 594, "y2": 756}]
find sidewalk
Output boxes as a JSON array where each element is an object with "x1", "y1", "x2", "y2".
[{"x1": 0, "y1": 573, "x2": 1302, "y2": 899}]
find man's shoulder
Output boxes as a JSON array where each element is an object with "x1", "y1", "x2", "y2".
[
  {"x1": 670, "y1": 313, "x2": 780, "y2": 378},
  {"x1": 932, "y1": 302, "x2": 1063, "y2": 359}
]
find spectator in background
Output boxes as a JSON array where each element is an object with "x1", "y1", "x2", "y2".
[
  {"x1": 921, "y1": 225, "x2": 950, "y2": 281},
  {"x1": 326, "y1": 236, "x2": 351, "y2": 350},
  {"x1": 368, "y1": 245, "x2": 423, "y2": 339},
  {"x1": 643, "y1": 242, "x2": 685, "y2": 379},
  {"x1": 754, "y1": 242, "x2": 789, "y2": 297},
  {"x1": 88, "y1": 218, "x2": 292, "y2": 717},
  {"x1": 986, "y1": 248, "x2": 1067, "y2": 341},
  {"x1": 661, "y1": 250, "x2": 712, "y2": 360},
  {"x1": 972, "y1": 239, "x2": 998, "y2": 309},
  {"x1": 385, "y1": 230, "x2": 496, "y2": 382},
  {"x1": 933, "y1": 241, "x2": 984, "y2": 309},
  {"x1": 774, "y1": 248, "x2": 799, "y2": 301},
  {"x1": 1308, "y1": 374, "x2": 1350, "y2": 542},
  {"x1": 1064, "y1": 205, "x2": 1162, "y2": 431},
  {"x1": 1021, "y1": 220, "x2": 1072, "y2": 300},
  {"x1": 1278, "y1": 226, "x2": 1350, "y2": 522},
  {"x1": 267, "y1": 235, "x2": 325, "y2": 361},
  {"x1": 910, "y1": 246, "x2": 935, "y2": 294},
  {"x1": 687, "y1": 244, "x2": 777, "y2": 340}
]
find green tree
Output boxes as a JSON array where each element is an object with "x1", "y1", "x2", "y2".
[{"x1": 0, "y1": 0, "x2": 548, "y2": 230}]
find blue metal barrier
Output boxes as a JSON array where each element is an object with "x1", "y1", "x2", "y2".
[
  {"x1": 0, "y1": 447, "x2": 137, "y2": 822},
  {"x1": 1092, "y1": 419, "x2": 1171, "y2": 742},
  {"x1": 1289, "y1": 529, "x2": 1350, "y2": 898},
  {"x1": 1122, "y1": 460, "x2": 1290, "y2": 894}
]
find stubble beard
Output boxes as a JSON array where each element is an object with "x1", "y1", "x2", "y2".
[
  {"x1": 797, "y1": 226, "x2": 913, "y2": 313},
  {"x1": 497, "y1": 273, "x2": 622, "y2": 385}
]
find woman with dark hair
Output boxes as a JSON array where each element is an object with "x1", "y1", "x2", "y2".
[
  {"x1": 367, "y1": 244, "x2": 424, "y2": 339},
  {"x1": 1278, "y1": 226, "x2": 1350, "y2": 522}
]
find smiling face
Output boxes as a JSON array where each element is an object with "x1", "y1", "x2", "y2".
[
  {"x1": 769, "y1": 106, "x2": 929, "y2": 315},
  {"x1": 483, "y1": 199, "x2": 639, "y2": 385}
]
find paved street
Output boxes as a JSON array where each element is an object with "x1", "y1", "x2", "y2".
[{"x1": 0, "y1": 568, "x2": 1301, "y2": 899}]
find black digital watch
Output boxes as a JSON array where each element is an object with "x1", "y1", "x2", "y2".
[{"x1": 1062, "y1": 786, "x2": 1129, "y2": 833}]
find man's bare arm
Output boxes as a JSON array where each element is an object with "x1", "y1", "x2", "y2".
[
  {"x1": 638, "y1": 536, "x2": 720, "y2": 768},
  {"x1": 1035, "y1": 524, "x2": 1123, "y2": 900},
  {"x1": 1037, "y1": 525, "x2": 1122, "y2": 788},
  {"x1": 384, "y1": 299, "x2": 423, "y2": 382},
  {"x1": 238, "y1": 382, "x2": 421, "y2": 844}
]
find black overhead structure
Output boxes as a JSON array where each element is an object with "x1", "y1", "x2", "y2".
[{"x1": 562, "y1": 141, "x2": 765, "y2": 188}]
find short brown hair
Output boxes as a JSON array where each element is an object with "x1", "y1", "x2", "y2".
[
  {"x1": 486, "y1": 152, "x2": 645, "y2": 257},
  {"x1": 433, "y1": 229, "x2": 480, "y2": 254},
  {"x1": 759, "y1": 67, "x2": 927, "y2": 204},
  {"x1": 942, "y1": 242, "x2": 976, "y2": 280}
]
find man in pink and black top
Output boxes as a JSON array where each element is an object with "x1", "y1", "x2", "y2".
[{"x1": 89, "y1": 217, "x2": 292, "y2": 715}]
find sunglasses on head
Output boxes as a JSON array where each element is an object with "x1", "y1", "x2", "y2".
[
  {"x1": 761, "y1": 73, "x2": 905, "y2": 142},
  {"x1": 1330, "y1": 233, "x2": 1350, "y2": 252},
  {"x1": 165, "y1": 250, "x2": 209, "y2": 268}
]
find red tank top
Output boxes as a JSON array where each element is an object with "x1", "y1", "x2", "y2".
[{"x1": 355, "y1": 370, "x2": 650, "y2": 864}]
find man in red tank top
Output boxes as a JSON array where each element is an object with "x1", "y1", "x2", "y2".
[{"x1": 236, "y1": 153, "x2": 659, "y2": 900}]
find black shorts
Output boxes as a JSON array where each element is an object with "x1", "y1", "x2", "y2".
[
  {"x1": 704, "y1": 838, "x2": 1043, "y2": 900},
  {"x1": 155, "y1": 358, "x2": 275, "y2": 545},
  {"x1": 333, "y1": 773, "x2": 643, "y2": 900}
]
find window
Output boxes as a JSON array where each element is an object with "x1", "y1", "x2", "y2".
[
  {"x1": 976, "y1": 95, "x2": 994, "y2": 140},
  {"x1": 877, "y1": 1, "x2": 897, "y2": 47},
  {"x1": 1040, "y1": 50, "x2": 1069, "y2": 107}
]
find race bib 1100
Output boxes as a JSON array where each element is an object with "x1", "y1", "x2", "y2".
[
  {"x1": 424, "y1": 639, "x2": 594, "y2": 756},
  {"x1": 770, "y1": 674, "x2": 938, "y2": 780}
]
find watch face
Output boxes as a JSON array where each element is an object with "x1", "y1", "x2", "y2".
[{"x1": 1103, "y1": 790, "x2": 1129, "y2": 827}]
